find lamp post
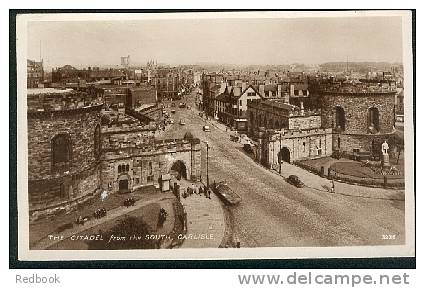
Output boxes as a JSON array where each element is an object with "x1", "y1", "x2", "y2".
[
  {"x1": 201, "y1": 140, "x2": 210, "y2": 190},
  {"x1": 206, "y1": 141, "x2": 209, "y2": 190}
]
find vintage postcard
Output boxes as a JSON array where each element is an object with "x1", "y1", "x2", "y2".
[{"x1": 15, "y1": 10, "x2": 415, "y2": 261}]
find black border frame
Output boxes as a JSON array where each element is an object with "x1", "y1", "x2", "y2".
[{"x1": 9, "y1": 9, "x2": 416, "y2": 269}]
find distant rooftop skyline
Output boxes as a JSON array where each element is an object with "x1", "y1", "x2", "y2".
[{"x1": 27, "y1": 15, "x2": 403, "y2": 69}]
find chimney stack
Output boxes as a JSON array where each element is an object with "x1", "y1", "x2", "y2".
[
  {"x1": 242, "y1": 82, "x2": 247, "y2": 92},
  {"x1": 259, "y1": 85, "x2": 265, "y2": 97}
]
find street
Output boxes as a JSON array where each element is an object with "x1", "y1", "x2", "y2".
[{"x1": 158, "y1": 91, "x2": 405, "y2": 247}]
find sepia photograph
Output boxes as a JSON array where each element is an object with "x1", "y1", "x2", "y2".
[{"x1": 14, "y1": 10, "x2": 415, "y2": 261}]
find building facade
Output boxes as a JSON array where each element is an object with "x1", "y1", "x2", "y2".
[
  {"x1": 27, "y1": 59, "x2": 44, "y2": 88},
  {"x1": 247, "y1": 99, "x2": 332, "y2": 166}
]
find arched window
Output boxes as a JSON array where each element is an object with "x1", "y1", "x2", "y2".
[
  {"x1": 335, "y1": 106, "x2": 345, "y2": 132},
  {"x1": 368, "y1": 107, "x2": 380, "y2": 133},
  {"x1": 94, "y1": 125, "x2": 101, "y2": 159},
  {"x1": 52, "y1": 133, "x2": 71, "y2": 169}
]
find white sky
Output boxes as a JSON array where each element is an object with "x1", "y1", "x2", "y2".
[{"x1": 27, "y1": 16, "x2": 403, "y2": 68}]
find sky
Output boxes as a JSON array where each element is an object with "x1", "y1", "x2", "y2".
[{"x1": 27, "y1": 16, "x2": 403, "y2": 69}]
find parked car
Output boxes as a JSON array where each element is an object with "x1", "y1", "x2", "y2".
[
  {"x1": 170, "y1": 102, "x2": 176, "y2": 108},
  {"x1": 170, "y1": 119, "x2": 174, "y2": 124},
  {"x1": 203, "y1": 125, "x2": 211, "y2": 132},
  {"x1": 179, "y1": 119, "x2": 186, "y2": 125},
  {"x1": 171, "y1": 109, "x2": 176, "y2": 114},
  {"x1": 286, "y1": 175, "x2": 305, "y2": 188},
  {"x1": 179, "y1": 102, "x2": 186, "y2": 108},
  {"x1": 230, "y1": 134, "x2": 239, "y2": 142},
  {"x1": 243, "y1": 143, "x2": 254, "y2": 154}
]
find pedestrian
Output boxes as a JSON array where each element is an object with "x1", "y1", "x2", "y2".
[
  {"x1": 208, "y1": 189, "x2": 211, "y2": 199},
  {"x1": 199, "y1": 186, "x2": 203, "y2": 196},
  {"x1": 331, "y1": 179, "x2": 335, "y2": 193}
]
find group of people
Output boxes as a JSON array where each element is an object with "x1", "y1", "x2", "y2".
[
  {"x1": 182, "y1": 183, "x2": 211, "y2": 199},
  {"x1": 123, "y1": 197, "x2": 135, "y2": 208},
  {"x1": 93, "y1": 208, "x2": 107, "y2": 219},
  {"x1": 157, "y1": 208, "x2": 168, "y2": 228}
]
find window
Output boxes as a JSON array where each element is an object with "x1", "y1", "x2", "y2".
[
  {"x1": 303, "y1": 142, "x2": 306, "y2": 152},
  {"x1": 118, "y1": 164, "x2": 130, "y2": 173},
  {"x1": 368, "y1": 107, "x2": 380, "y2": 133},
  {"x1": 335, "y1": 106, "x2": 346, "y2": 131},
  {"x1": 52, "y1": 133, "x2": 71, "y2": 169},
  {"x1": 240, "y1": 100, "x2": 242, "y2": 106},
  {"x1": 147, "y1": 162, "x2": 154, "y2": 183},
  {"x1": 94, "y1": 125, "x2": 101, "y2": 159}
]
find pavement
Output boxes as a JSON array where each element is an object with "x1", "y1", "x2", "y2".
[{"x1": 175, "y1": 179, "x2": 226, "y2": 248}]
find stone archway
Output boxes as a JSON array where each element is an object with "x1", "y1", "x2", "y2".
[
  {"x1": 170, "y1": 160, "x2": 188, "y2": 179},
  {"x1": 118, "y1": 174, "x2": 130, "y2": 193},
  {"x1": 278, "y1": 147, "x2": 291, "y2": 163}
]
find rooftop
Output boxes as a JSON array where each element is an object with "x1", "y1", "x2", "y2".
[{"x1": 27, "y1": 88, "x2": 74, "y2": 95}]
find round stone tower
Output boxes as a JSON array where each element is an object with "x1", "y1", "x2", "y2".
[
  {"x1": 319, "y1": 82, "x2": 396, "y2": 155},
  {"x1": 27, "y1": 87, "x2": 103, "y2": 221}
]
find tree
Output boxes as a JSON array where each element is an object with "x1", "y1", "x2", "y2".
[
  {"x1": 87, "y1": 216, "x2": 158, "y2": 250},
  {"x1": 388, "y1": 133, "x2": 404, "y2": 165}
]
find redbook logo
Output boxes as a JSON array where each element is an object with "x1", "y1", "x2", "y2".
[{"x1": 16, "y1": 274, "x2": 60, "y2": 284}]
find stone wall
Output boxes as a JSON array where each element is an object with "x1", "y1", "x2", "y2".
[
  {"x1": 28, "y1": 106, "x2": 102, "y2": 180},
  {"x1": 27, "y1": 106, "x2": 102, "y2": 217},
  {"x1": 288, "y1": 115, "x2": 321, "y2": 130},
  {"x1": 28, "y1": 165, "x2": 101, "y2": 221},
  {"x1": 321, "y1": 92, "x2": 396, "y2": 134},
  {"x1": 333, "y1": 132, "x2": 395, "y2": 154}
]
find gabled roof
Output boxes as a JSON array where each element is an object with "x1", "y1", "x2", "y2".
[{"x1": 215, "y1": 93, "x2": 229, "y2": 102}]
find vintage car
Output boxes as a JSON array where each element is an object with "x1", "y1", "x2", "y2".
[
  {"x1": 212, "y1": 181, "x2": 242, "y2": 205},
  {"x1": 286, "y1": 175, "x2": 305, "y2": 188},
  {"x1": 203, "y1": 125, "x2": 211, "y2": 132},
  {"x1": 243, "y1": 143, "x2": 254, "y2": 154}
]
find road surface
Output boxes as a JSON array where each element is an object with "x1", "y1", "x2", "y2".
[{"x1": 157, "y1": 91, "x2": 405, "y2": 247}]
